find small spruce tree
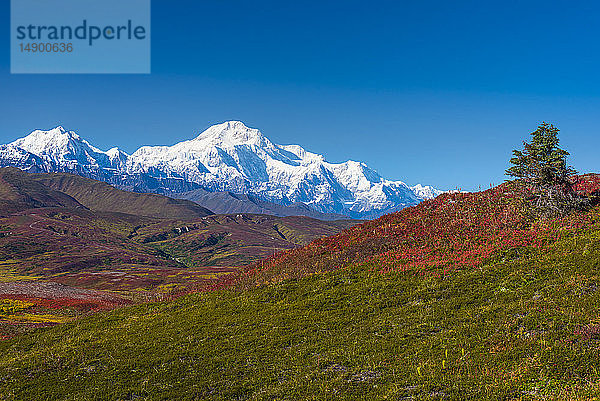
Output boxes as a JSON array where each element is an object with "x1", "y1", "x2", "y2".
[{"x1": 506, "y1": 122, "x2": 582, "y2": 216}]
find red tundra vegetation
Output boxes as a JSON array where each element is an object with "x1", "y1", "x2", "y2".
[{"x1": 210, "y1": 175, "x2": 600, "y2": 290}]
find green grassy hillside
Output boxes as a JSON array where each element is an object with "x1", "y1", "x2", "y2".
[{"x1": 2, "y1": 182, "x2": 600, "y2": 400}]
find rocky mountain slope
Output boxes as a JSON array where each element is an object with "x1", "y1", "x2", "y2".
[
  {"x1": 0, "y1": 168, "x2": 213, "y2": 220},
  {"x1": 170, "y1": 188, "x2": 349, "y2": 220}
]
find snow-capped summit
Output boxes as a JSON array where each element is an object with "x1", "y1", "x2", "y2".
[
  {"x1": 105, "y1": 147, "x2": 129, "y2": 169},
  {"x1": 0, "y1": 122, "x2": 444, "y2": 218},
  {"x1": 5, "y1": 126, "x2": 124, "y2": 171},
  {"x1": 12, "y1": 126, "x2": 86, "y2": 159},
  {"x1": 410, "y1": 184, "x2": 445, "y2": 200},
  {"x1": 194, "y1": 121, "x2": 270, "y2": 146}
]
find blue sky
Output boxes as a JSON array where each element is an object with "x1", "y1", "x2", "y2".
[{"x1": 1, "y1": 0, "x2": 599, "y2": 191}]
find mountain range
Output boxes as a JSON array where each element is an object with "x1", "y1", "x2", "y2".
[{"x1": 0, "y1": 121, "x2": 442, "y2": 219}]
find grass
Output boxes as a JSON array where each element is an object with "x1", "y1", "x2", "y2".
[
  {"x1": 0, "y1": 299, "x2": 34, "y2": 314},
  {"x1": 2, "y1": 209, "x2": 600, "y2": 400},
  {"x1": 1, "y1": 313, "x2": 71, "y2": 324}
]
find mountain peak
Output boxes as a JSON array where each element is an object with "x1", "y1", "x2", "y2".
[
  {"x1": 20, "y1": 126, "x2": 83, "y2": 142},
  {"x1": 223, "y1": 120, "x2": 250, "y2": 130},
  {"x1": 410, "y1": 184, "x2": 444, "y2": 200},
  {"x1": 1, "y1": 123, "x2": 444, "y2": 218},
  {"x1": 50, "y1": 125, "x2": 67, "y2": 134},
  {"x1": 7, "y1": 127, "x2": 118, "y2": 168},
  {"x1": 194, "y1": 121, "x2": 268, "y2": 147},
  {"x1": 38, "y1": 126, "x2": 76, "y2": 137},
  {"x1": 12, "y1": 126, "x2": 80, "y2": 153},
  {"x1": 106, "y1": 147, "x2": 129, "y2": 159}
]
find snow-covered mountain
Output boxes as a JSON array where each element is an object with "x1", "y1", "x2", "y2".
[{"x1": 0, "y1": 121, "x2": 443, "y2": 218}]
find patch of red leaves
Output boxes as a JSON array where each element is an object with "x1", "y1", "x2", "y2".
[
  {"x1": 209, "y1": 176, "x2": 600, "y2": 290},
  {"x1": 574, "y1": 174, "x2": 600, "y2": 195},
  {"x1": 1, "y1": 294, "x2": 127, "y2": 312}
]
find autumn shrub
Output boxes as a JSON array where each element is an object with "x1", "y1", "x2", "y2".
[{"x1": 211, "y1": 176, "x2": 600, "y2": 290}]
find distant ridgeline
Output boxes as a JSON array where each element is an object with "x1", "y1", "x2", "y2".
[{"x1": 0, "y1": 122, "x2": 442, "y2": 219}]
